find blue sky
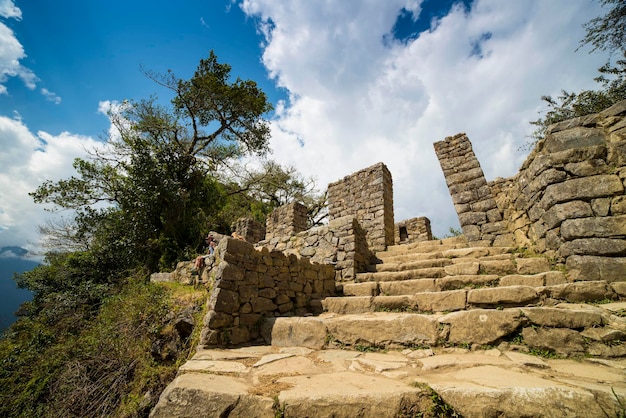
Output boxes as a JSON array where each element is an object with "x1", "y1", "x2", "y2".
[{"x1": 0, "y1": 0, "x2": 612, "y2": 258}]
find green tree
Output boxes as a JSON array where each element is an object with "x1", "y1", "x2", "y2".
[
  {"x1": 216, "y1": 159, "x2": 328, "y2": 228},
  {"x1": 529, "y1": 0, "x2": 626, "y2": 146},
  {"x1": 32, "y1": 51, "x2": 273, "y2": 273}
]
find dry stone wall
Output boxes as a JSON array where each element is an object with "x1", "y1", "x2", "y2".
[
  {"x1": 199, "y1": 237, "x2": 335, "y2": 347},
  {"x1": 327, "y1": 162, "x2": 394, "y2": 252},
  {"x1": 394, "y1": 216, "x2": 432, "y2": 244},
  {"x1": 231, "y1": 217, "x2": 266, "y2": 243},
  {"x1": 265, "y1": 201, "x2": 308, "y2": 240},
  {"x1": 437, "y1": 101, "x2": 626, "y2": 282},
  {"x1": 259, "y1": 215, "x2": 376, "y2": 283}
]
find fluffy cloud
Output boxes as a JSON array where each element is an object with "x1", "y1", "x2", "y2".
[
  {"x1": 0, "y1": 0, "x2": 21, "y2": 19},
  {"x1": 241, "y1": 0, "x2": 610, "y2": 236},
  {"x1": 0, "y1": 115, "x2": 104, "y2": 252}
]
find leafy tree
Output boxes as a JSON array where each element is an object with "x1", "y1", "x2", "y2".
[
  {"x1": 32, "y1": 51, "x2": 273, "y2": 273},
  {"x1": 580, "y1": 0, "x2": 626, "y2": 54},
  {"x1": 217, "y1": 159, "x2": 328, "y2": 227},
  {"x1": 529, "y1": 0, "x2": 626, "y2": 147}
]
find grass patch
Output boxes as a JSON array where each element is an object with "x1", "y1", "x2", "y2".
[
  {"x1": 0, "y1": 277, "x2": 208, "y2": 418},
  {"x1": 409, "y1": 382, "x2": 462, "y2": 417},
  {"x1": 354, "y1": 343, "x2": 387, "y2": 353}
]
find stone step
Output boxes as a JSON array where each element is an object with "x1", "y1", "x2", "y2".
[
  {"x1": 345, "y1": 271, "x2": 569, "y2": 296},
  {"x1": 376, "y1": 245, "x2": 515, "y2": 264},
  {"x1": 262, "y1": 302, "x2": 626, "y2": 355},
  {"x1": 335, "y1": 280, "x2": 622, "y2": 314},
  {"x1": 327, "y1": 280, "x2": 619, "y2": 314},
  {"x1": 370, "y1": 253, "x2": 524, "y2": 273},
  {"x1": 150, "y1": 344, "x2": 626, "y2": 418},
  {"x1": 380, "y1": 237, "x2": 468, "y2": 256},
  {"x1": 355, "y1": 267, "x2": 447, "y2": 283}
]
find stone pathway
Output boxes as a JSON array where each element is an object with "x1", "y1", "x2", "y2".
[{"x1": 151, "y1": 344, "x2": 626, "y2": 417}]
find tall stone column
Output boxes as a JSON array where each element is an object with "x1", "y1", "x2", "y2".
[
  {"x1": 327, "y1": 162, "x2": 394, "y2": 252},
  {"x1": 434, "y1": 133, "x2": 502, "y2": 244}
]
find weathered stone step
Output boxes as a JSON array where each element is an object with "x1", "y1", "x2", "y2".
[
  {"x1": 345, "y1": 271, "x2": 569, "y2": 296},
  {"x1": 355, "y1": 267, "x2": 447, "y2": 283},
  {"x1": 370, "y1": 253, "x2": 527, "y2": 274},
  {"x1": 263, "y1": 302, "x2": 626, "y2": 356},
  {"x1": 150, "y1": 344, "x2": 626, "y2": 418},
  {"x1": 376, "y1": 245, "x2": 515, "y2": 264},
  {"x1": 380, "y1": 237, "x2": 468, "y2": 256},
  {"x1": 327, "y1": 280, "x2": 619, "y2": 314}
]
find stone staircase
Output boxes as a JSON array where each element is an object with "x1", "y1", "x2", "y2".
[{"x1": 151, "y1": 237, "x2": 626, "y2": 417}]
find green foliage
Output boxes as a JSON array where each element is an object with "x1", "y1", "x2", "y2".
[
  {"x1": 0, "y1": 278, "x2": 207, "y2": 418},
  {"x1": 580, "y1": 0, "x2": 626, "y2": 54},
  {"x1": 528, "y1": 1, "x2": 626, "y2": 149},
  {"x1": 31, "y1": 51, "x2": 273, "y2": 273}
]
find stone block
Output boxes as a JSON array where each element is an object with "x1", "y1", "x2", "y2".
[
  {"x1": 543, "y1": 280, "x2": 611, "y2": 302},
  {"x1": 564, "y1": 159, "x2": 609, "y2": 177},
  {"x1": 371, "y1": 295, "x2": 415, "y2": 311},
  {"x1": 611, "y1": 281, "x2": 626, "y2": 296},
  {"x1": 561, "y1": 215, "x2": 626, "y2": 240},
  {"x1": 522, "y1": 327, "x2": 585, "y2": 356},
  {"x1": 515, "y1": 257, "x2": 551, "y2": 274},
  {"x1": 436, "y1": 275, "x2": 499, "y2": 291},
  {"x1": 499, "y1": 274, "x2": 545, "y2": 287},
  {"x1": 251, "y1": 297, "x2": 278, "y2": 313},
  {"x1": 322, "y1": 297, "x2": 372, "y2": 314},
  {"x1": 444, "y1": 261, "x2": 480, "y2": 276},
  {"x1": 520, "y1": 307, "x2": 604, "y2": 328},
  {"x1": 150, "y1": 374, "x2": 274, "y2": 418},
  {"x1": 441, "y1": 309, "x2": 524, "y2": 345},
  {"x1": 612, "y1": 196, "x2": 626, "y2": 215},
  {"x1": 468, "y1": 286, "x2": 538, "y2": 306},
  {"x1": 566, "y1": 255, "x2": 626, "y2": 282},
  {"x1": 542, "y1": 200, "x2": 593, "y2": 229},
  {"x1": 206, "y1": 310, "x2": 234, "y2": 328},
  {"x1": 479, "y1": 259, "x2": 516, "y2": 275},
  {"x1": 325, "y1": 313, "x2": 439, "y2": 346},
  {"x1": 413, "y1": 290, "x2": 467, "y2": 312},
  {"x1": 379, "y1": 279, "x2": 436, "y2": 295},
  {"x1": 343, "y1": 282, "x2": 379, "y2": 296},
  {"x1": 543, "y1": 127, "x2": 605, "y2": 153},
  {"x1": 559, "y1": 238, "x2": 626, "y2": 257},
  {"x1": 540, "y1": 175, "x2": 624, "y2": 211},
  {"x1": 262, "y1": 317, "x2": 328, "y2": 349},
  {"x1": 213, "y1": 288, "x2": 240, "y2": 314}
]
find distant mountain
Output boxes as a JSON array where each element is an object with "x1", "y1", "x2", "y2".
[{"x1": 0, "y1": 247, "x2": 38, "y2": 334}]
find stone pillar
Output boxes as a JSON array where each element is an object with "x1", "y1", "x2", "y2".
[
  {"x1": 265, "y1": 202, "x2": 308, "y2": 240},
  {"x1": 434, "y1": 133, "x2": 502, "y2": 244},
  {"x1": 327, "y1": 162, "x2": 394, "y2": 252},
  {"x1": 231, "y1": 217, "x2": 266, "y2": 243}
]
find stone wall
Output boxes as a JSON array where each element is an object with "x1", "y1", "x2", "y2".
[
  {"x1": 231, "y1": 217, "x2": 266, "y2": 243},
  {"x1": 199, "y1": 237, "x2": 336, "y2": 347},
  {"x1": 394, "y1": 217, "x2": 432, "y2": 244},
  {"x1": 265, "y1": 201, "x2": 308, "y2": 240},
  {"x1": 327, "y1": 162, "x2": 394, "y2": 252},
  {"x1": 438, "y1": 101, "x2": 626, "y2": 282},
  {"x1": 434, "y1": 133, "x2": 506, "y2": 246},
  {"x1": 258, "y1": 215, "x2": 376, "y2": 283}
]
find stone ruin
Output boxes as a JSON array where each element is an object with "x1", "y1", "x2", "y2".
[
  {"x1": 435, "y1": 100, "x2": 626, "y2": 282},
  {"x1": 188, "y1": 100, "x2": 626, "y2": 348}
]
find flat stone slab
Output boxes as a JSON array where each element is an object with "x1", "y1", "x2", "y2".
[
  {"x1": 152, "y1": 345, "x2": 626, "y2": 418},
  {"x1": 179, "y1": 360, "x2": 248, "y2": 374}
]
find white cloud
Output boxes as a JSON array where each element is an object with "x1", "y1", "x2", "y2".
[
  {"x1": 241, "y1": 0, "x2": 610, "y2": 236},
  {"x1": 0, "y1": 1, "x2": 39, "y2": 94},
  {"x1": 41, "y1": 88, "x2": 61, "y2": 104},
  {"x1": 0, "y1": 0, "x2": 21, "y2": 20},
  {"x1": 0, "y1": 115, "x2": 105, "y2": 252}
]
